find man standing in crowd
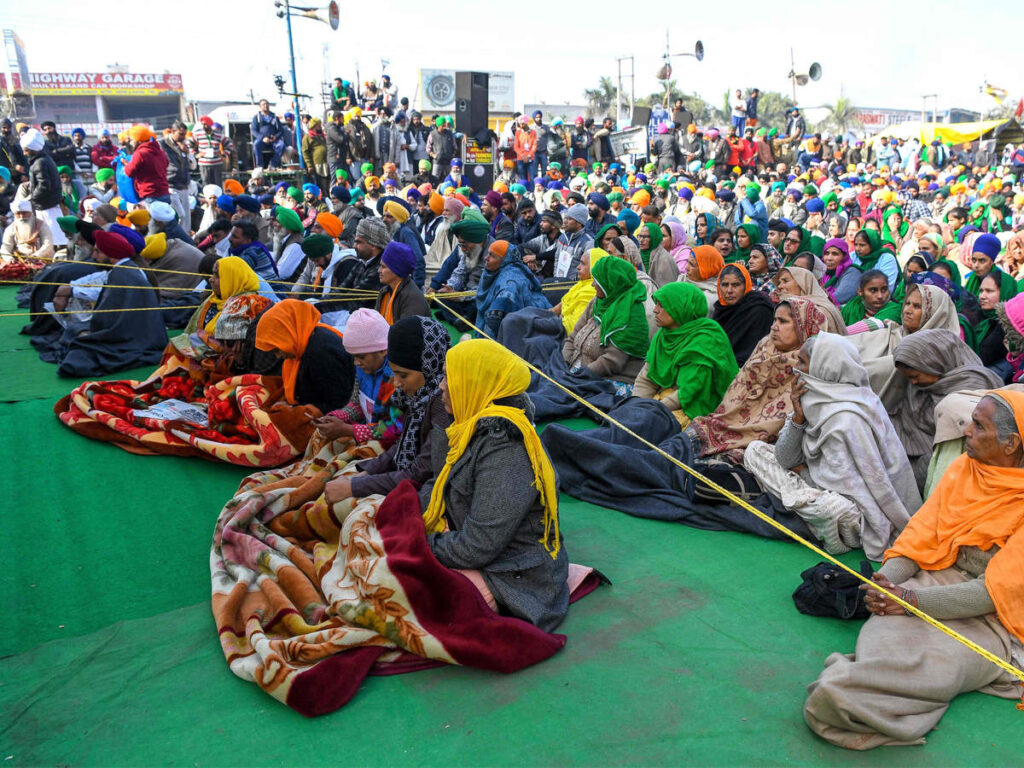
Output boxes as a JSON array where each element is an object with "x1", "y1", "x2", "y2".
[
  {"x1": 1, "y1": 119, "x2": 27, "y2": 182},
  {"x1": 251, "y1": 99, "x2": 283, "y2": 169},
  {"x1": 70, "y1": 128, "x2": 92, "y2": 177},
  {"x1": 124, "y1": 125, "x2": 169, "y2": 208},
  {"x1": 90, "y1": 129, "x2": 117, "y2": 171},
  {"x1": 161, "y1": 120, "x2": 193, "y2": 224},
  {"x1": 193, "y1": 116, "x2": 224, "y2": 188},
  {"x1": 40, "y1": 122, "x2": 76, "y2": 173},
  {"x1": 19, "y1": 128, "x2": 66, "y2": 247}
]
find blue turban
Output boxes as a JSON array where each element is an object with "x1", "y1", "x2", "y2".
[
  {"x1": 258, "y1": 194, "x2": 275, "y2": 206},
  {"x1": 217, "y1": 194, "x2": 237, "y2": 214},
  {"x1": 616, "y1": 208, "x2": 640, "y2": 234},
  {"x1": 109, "y1": 224, "x2": 145, "y2": 255},
  {"x1": 234, "y1": 194, "x2": 260, "y2": 213},
  {"x1": 71, "y1": 127, "x2": 85, "y2": 137},
  {"x1": 716, "y1": 189, "x2": 735, "y2": 202},
  {"x1": 331, "y1": 186, "x2": 351, "y2": 203},
  {"x1": 805, "y1": 197, "x2": 825, "y2": 214},
  {"x1": 677, "y1": 187, "x2": 693, "y2": 201},
  {"x1": 302, "y1": 183, "x2": 321, "y2": 198},
  {"x1": 381, "y1": 241, "x2": 417, "y2": 279},
  {"x1": 587, "y1": 192, "x2": 610, "y2": 211},
  {"x1": 973, "y1": 233, "x2": 1001, "y2": 259}
]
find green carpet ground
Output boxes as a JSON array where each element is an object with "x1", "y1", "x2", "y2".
[{"x1": 0, "y1": 286, "x2": 1018, "y2": 766}]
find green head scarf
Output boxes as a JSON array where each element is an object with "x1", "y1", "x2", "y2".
[
  {"x1": 854, "y1": 228, "x2": 887, "y2": 271},
  {"x1": 745, "y1": 182, "x2": 761, "y2": 202},
  {"x1": 932, "y1": 258, "x2": 962, "y2": 286},
  {"x1": 636, "y1": 222, "x2": 664, "y2": 272},
  {"x1": 733, "y1": 222, "x2": 762, "y2": 263},
  {"x1": 595, "y1": 222, "x2": 623, "y2": 246},
  {"x1": 591, "y1": 256, "x2": 650, "y2": 359},
  {"x1": 646, "y1": 282, "x2": 739, "y2": 417},
  {"x1": 880, "y1": 205, "x2": 908, "y2": 246}
]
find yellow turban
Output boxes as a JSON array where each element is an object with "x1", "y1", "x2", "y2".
[
  {"x1": 383, "y1": 199, "x2": 409, "y2": 223},
  {"x1": 140, "y1": 232, "x2": 167, "y2": 260},
  {"x1": 127, "y1": 208, "x2": 151, "y2": 228},
  {"x1": 422, "y1": 339, "x2": 561, "y2": 558}
]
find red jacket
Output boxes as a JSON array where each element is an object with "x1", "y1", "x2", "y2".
[
  {"x1": 123, "y1": 139, "x2": 169, "y2": 199},
  {"x1": 90, "y1": 141, "x2": 118, "y2": 170}
]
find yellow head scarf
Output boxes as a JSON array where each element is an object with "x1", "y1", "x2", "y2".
[
  {"x1": 423, "y1": 339, "x2": 561, "y2": 558},
  {"x1": 559, "y1": 247, "x2": 608, "y2": 334},
  {"x1": 202, "y1": 256, "x2": 260, "y2": 332}
]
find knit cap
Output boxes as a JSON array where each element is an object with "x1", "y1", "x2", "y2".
[{"x1": 343, "y1": 308, "x2": 390, "y2": 355}]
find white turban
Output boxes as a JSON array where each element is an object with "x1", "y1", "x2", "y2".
[
  {"x1": 20, "y1": 128, "x2": 44, "y2": 152},
  {"x1": 202, "y1": 184, "x2": 222, "y2": 199},
  {"x1": 14, "y1": 199, "x2": 33, "y2": 213},
  {"x1": 148, "y1": 201, "x2": 177, "y2": 222}
]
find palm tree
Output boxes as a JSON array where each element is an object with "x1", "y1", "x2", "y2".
[
  {"x1": 583, "y1": 77, "x2": 620, "y2": 118},
  {"x1": 822, "y1": 97, "x2": 860, "y2": 135}
]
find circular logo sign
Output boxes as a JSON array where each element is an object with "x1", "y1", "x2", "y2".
[
  {"x1": 426, "y1": 75, "x2": 455, "y2": 108},
  {"x1": 473, "y1": 165, "x2": 485, "y2": 178}
]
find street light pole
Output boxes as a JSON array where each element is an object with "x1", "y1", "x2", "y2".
[{"x1": 284, "y1": 0, "x2": 303, "y2": 169}]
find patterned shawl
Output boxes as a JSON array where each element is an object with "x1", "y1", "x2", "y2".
[{"x1": 688, "y1": 295, "x2": 826, "y2": 462}]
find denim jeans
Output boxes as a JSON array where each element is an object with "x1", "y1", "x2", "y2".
[{"x1": 516, "y1": 159, "x2": 537, "y2": 183}]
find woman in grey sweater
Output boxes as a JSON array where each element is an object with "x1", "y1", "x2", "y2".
[{"x1": 420, "y1": 338, "x2": 569, "y2": 632}]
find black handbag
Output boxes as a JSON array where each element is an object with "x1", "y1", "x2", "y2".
[{"x1": 792, "y1": 560, "x2": 875, "y2": 619}]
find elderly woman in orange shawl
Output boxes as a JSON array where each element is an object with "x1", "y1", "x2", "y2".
[
  {"x1": 805, "y1": 390, "x2": 1024, "y2": 750},
  {"x1": 254, "y1": 299, "x2": 355, "y2": 414},
  {"x1": 681, "y1": 244, "x2": 725, "y2": 316}
]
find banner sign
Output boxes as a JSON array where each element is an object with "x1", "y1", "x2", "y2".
[
  {"x1": 610, "y1": 126, "x2": 649, "y2": 159},
  {"x1": 0, "y1": 71, "x2": 184, "y2": 96},
  {"x1": 419, "y1": 69, "x2": 515, "y2": 112}
]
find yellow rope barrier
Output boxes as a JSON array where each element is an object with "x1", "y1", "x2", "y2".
[
  {"x1": 0, "y1": 304, "x2": 203, "y2": 317},
  {"x1": 429, "y1": 294, "x2": 1024, "y2": 698}
]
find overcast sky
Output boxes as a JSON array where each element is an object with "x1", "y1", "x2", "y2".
[{"x1": 6, "y1": 0, "x2": 1022, "y2": 117}]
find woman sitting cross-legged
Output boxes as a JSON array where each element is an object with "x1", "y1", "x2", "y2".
[
  {"x1": 562, "y1": 255, "x2": 651, "y2": 394},
  {"x1": 420, "y1": 338, "x2": 570, "y2": 632},
  {"x1": 313, "y1": 308, "x2": 403, "y2": 449},
  {"x1": 744, "y1": 332, "x2": 921, "y2": 557},
  {"x1": 324, "y1": 315, "x2": 451, "y2": 503},
  {"x1": 552, "y1": 247, "x2": 607, "y2": 334},
  {"x1": 712, "y1": 263, "x2": 775, "y2": 366},
  {"x1": 803, "y1": 391, "x2": 1024, "y2": 751},
  {"x1": 632, "y1": 282, "x2": 738, "y2": 429},
  {"x1": 253, "y1": 299, "x2": 356, "y2": 415}
]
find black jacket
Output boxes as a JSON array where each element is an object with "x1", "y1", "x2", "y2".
[
  {"x1": 325, "y1": 121, "x2": 348, "y2": 164},
  {"x1": 161, "y1": 137, "x2": 191, "y2": 189},
  {"x1": 44, "y1": 134, "x2": 76, "y2": 168},
  {"x1": 29, "y1": 153, "x2": 62, "y2": 209}
]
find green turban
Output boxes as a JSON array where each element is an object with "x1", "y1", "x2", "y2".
[
  {"x1": 300, "y1": 233, "x2": 334, "y2": 259},
  {"x1": 654, "y1": 179, "x2": 671, "y2": 190},
  {"x1": 334, "y1": 169, "x2": 348, "y2": 180},
  {"x1": 57, "y1": 165, "x2": 73, "y2": 176},
  {"x1": 450, "y1": 212, "x2": 489, "y2": 243},
  {"x1": 286, "y1": 186, "x2": 303, "y2": 204},
  {"x1": 821, "y1": 191, "x2": 838, "y2": 208},
  {"x1": 434, "y1": 116, "x2": 444, "y2": 128},
  {"x1": 456, "y1": 186, "x2": 473, "y2": 197},
  {"x1": 510, "y1": 183, "x2": 526, "y2": 195},
  {"x1": 360, "y1": 162, "x2": 374, "y2": 175},
  {"x1": 418, "y1": 158, "x2": 432, "y2": 171},
  {"x1": 57, "y1": 215, "x2": 79, "y2": 235},
  {"x1": 549, "y1": 161, "x2": 562, "y2": 171},
  {"x1": 607, "y1": 191, "x2": 624, "y2": 204},
  {"x1": 745, "y1": 182, "x2": 762, "y2": 202},
  {"x1": 767, "y1": 127, "x2": 778, "y2": 138},
  {"x1": 275, "y1": 206, "x2": 303, "y2": 233},
  {"x1": 95, "y1": 168, "x2": 115, "y2": 183},
  {"x1": 802, "y1": 184, "x2": 818, "y2": 196},
  {"x1": 592, "y1": 162, "x2": 602, "y2": 171}
]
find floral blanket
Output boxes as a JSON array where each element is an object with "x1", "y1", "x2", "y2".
[
  {"x1": 212, "y1": 437, "x2": 601, "y2": 716},
  {"x1": 55, "y1": 353, "x2": 320, "y2": 467}
]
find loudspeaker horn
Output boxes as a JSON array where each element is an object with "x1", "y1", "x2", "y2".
[{"x1": 808, "y1": 62, "x2": 822, "y2": 81}]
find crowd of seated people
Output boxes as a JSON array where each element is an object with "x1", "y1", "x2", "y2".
[{"x1": 9, "y1": 126, "x2": 1024, "y2": 746}]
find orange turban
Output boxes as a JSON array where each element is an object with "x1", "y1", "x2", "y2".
[
  {"x1": 128, "y1": 124, "x2": 154, "y2": 142},
  {"x1": 316, "y1": 212, "x2": 343, "y2": 239},
  {"x1": 631, "y1": 189, "x2": 651, "y2": 206},
  {"x1": 254, "y1": 300, "x2": 344, "y2": 404},
  {"x1": 223, "y1": 179, "x2": 244, "y2": 196},
  {"x1": 428, "y1": 192, "x2": 444, "y2": 216},
  {"x1": 693, "y1": 245, "x2": 725, "y2": 280}
]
